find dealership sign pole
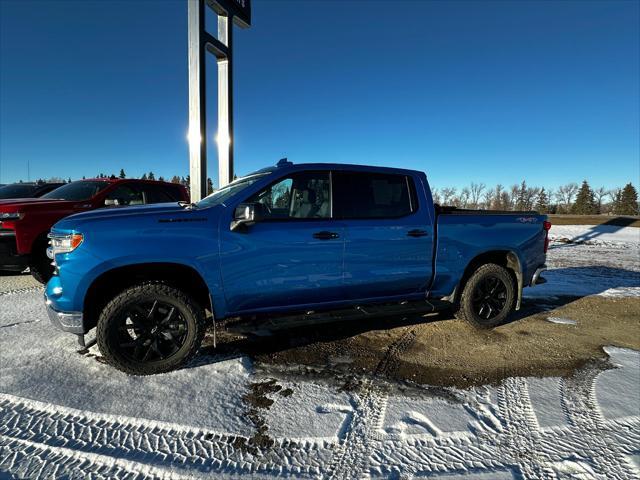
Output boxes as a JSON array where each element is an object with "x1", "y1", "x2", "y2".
[{"x1": 188, "y1": 0, "x2": 251, "y2": 201}]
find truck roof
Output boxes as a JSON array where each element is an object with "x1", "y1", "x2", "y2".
[
  {"x1": 251, "y1": 160, "x2": 423, "y2": 178},
  {"x1": 80, "y1": 178, "x2": 182, "y2": 186}
]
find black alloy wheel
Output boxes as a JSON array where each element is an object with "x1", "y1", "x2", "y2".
[
  {"x1": 454, "y1": 263, "x2": 516, "y2": 329},
  {"x1": 470, "y1": 275, "x2": 508, "y2": 320},
  {"x1": 116, "y1": 300, "x2": 188, "y2": 363},
  {"x1": 97, "y1": 282, "x2": 206, "y2": 375}
]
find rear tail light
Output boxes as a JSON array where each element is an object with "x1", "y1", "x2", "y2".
[{"x1": 543, "y1": 220, "x2": 552, "y2": 253}]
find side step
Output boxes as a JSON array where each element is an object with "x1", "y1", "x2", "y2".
[{"x1": 222, "y1": 299, "x2": 451, "y2": 335}]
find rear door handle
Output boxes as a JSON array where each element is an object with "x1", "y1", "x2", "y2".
[
  {"x1": 313, "y1": 231, "x2": 339, "y2": 240},
  {"x1": 407, "y1": 229, "x2": 428, "y2": 237}
]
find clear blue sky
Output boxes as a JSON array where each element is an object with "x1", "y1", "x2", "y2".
[{"x1": 1, "y1": 0, "x2": 638, "y2": 191}]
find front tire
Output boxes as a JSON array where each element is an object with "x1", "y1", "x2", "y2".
[
  {"x1": 96, "y1": 282, "x2": 206, "y2": 375},
  {"x1": 455, "y1": 263, "x2": 516, "y2": 329}
]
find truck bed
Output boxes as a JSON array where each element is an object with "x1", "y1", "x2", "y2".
[{"x1": 435, "y1": 205, "x2": 539, "y2": 216}]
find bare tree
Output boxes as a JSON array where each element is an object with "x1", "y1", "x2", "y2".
[
  {"x1": 431, "y1": 188, "x2": 442, "y2": 205},
  {"x1": 491, "y1": 184, "x2": 505, "y2": 210},
  {"x1": 441, "y1": 187, "x2": 457, "y2": 205},
  {"x1": 509, "y1": 184, "x2": 520, "y2": 210},
  {"x1": 500, "y1": 191, "x2": 511, "y2": 210},
  {"x1": 593, "y1": 187, "x2": 608, "y2": 214},
  {"x1": 469, "y1": 182, "x2": 486, "y2": 209},
  {"x1": 482, "y1": 189, "x2": 495, "y2": 210},
  {"x1": 456, "y1": 187, "x2": 471, "y2": 208},
  {"x1": 556, "y1": 183, "x2": 579, "y2": 213}
]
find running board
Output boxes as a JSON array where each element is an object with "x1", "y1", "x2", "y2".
[{"x1": 222, "y1": 299, "x2": 451, "y2": 335}]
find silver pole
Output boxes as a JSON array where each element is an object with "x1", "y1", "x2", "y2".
[
  {"x1": 217, "y1": 14, "x2": 233, "y2": 187},
  {"x1": 187, "y1": 0, "x2": 207, "y2": 201}
]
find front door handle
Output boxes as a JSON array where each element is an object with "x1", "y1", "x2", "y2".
[
  {"x1": 313, "y1": 231, "x2": 339, "y2": 240},
  {"x1": 407, "y1": 229, "x2": 428, "y2": 238}
]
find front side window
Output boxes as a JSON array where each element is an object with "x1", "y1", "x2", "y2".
[
  {"x1": 333, "y1": 172, "x2": 415, "y2": 219},
  {"x1": 247, "y1": 171, "x2": 331, "y2": 219}
]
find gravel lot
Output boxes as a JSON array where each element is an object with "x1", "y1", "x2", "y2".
[{"x1": 1, "y1": 224, "x2": 638, "y2": 479}]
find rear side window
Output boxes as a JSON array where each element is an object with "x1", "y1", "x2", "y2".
[
  {"x1": 143, "y1": 184, "x2": 183, "y2": 203},
  {"x1": 105, "y1": 185, "x2": 144, "y2": 206},
  {"x1": 333, "y1": 172, "x2": 416, "y2": 219}
]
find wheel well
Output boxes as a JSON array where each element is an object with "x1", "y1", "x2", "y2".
[
  {"x1": 83, "y1": 263, "x2": 212, "y2": 331},
  {"x1": 30, "y1": 233, "x2": 49, "y2": 259},
  {"x1": 454, "y1": 251, "x2": 523, "y2": 308}
]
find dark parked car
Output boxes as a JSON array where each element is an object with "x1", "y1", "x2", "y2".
[
  {"x1": 0, "y1": 182, "x2": 65, "y2": 199},
  {"x1": 0, "y1": 178, "x2": 189, "y2": 282}
]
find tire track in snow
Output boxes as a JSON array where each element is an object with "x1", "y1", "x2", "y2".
[
  {"x1": 325, "y1": 326, "x2": 417, "y2": 480},
  {"x1": 495, "y1": 378, "x2": 557, "y2": 479},
  {"x1": 0, "y1": 434, "x2": 183, "y2": 480},
  {"x1": 0, "y1": 394, "x2": 331, "y2": 478},
  {"x1": 557, "y1": 364, "x2": 639, "y2": 478}
]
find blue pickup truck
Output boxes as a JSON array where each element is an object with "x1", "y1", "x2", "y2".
[{"x1": 45, "y1": 160, "x2": 550, "y2": 374}]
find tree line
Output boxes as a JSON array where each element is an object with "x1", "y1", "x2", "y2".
[
  {"x1": 432, "y1": 180, "x2": 638, "y2": 216},
  {"x1": 18, "y1": 171, "x2": 640, "y2": 216}
]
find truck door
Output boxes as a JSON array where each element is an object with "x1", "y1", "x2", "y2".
[
  {"x1": 333, "y1": 170, "x2": 434, "y2": 301},
  {"x1": 219, "y1": 171, "x2": 345, "y2": 314}
]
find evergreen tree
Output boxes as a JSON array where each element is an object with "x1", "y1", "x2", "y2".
[
  {"x1": 158, "y1": 176, "x2": 165, "y2": 182},
  {"x1": 515, "y1": 181, "x2": 527, "y2": 210},
  {"x1": 148, "y1": 171, "x2": 155, "y2": 180},
  {"x1": 67, "y1": 177, "x2": 72, "y2": 183},
  {"x1": 140, "y1": 173, "x2": 148, "y2": 180},
  {"x1": 109, "y1": 174, "x2": 117, "y2": 180},
  {"x1": 572, "y1": 180, "x2": 597, "y2": 214},
  {"x1": 207, "y1": 177, "x2": 214, "y2": 195},
  {"x1": 535, "y1": 188, "x2": 549, "y2": 213},
  {"x1": 171, "y1": 175, "x2": 181, "y2": 184},
  {"x1": 119, "y1": 169, "x2": 126, "y2": 179},
  {"x1": 615, "y1": 183, "x2": 639, "y2": 215}
]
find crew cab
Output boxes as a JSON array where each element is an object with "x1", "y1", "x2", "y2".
[
  {"x1": 44, "y1": 161, "x2": 549, "y2": 375},
  {"x1": 0, "y1": 178, "x2": 189, "y2": 282}
]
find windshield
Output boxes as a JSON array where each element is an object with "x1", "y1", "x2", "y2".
[
  {"x1": 196, "y1": 173, "x2": 271, "y2": 208},
  {"x1": 42, "y1": 181, "x2": 110, "y2": 201},
  {"x1": 0, "y1": 184, "x2": 37, "y2": 199}
]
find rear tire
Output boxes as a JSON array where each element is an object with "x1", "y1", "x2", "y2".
[
  {"x1": 454, "y1": 263, "x2": 516, "y2": 329},
  {"x1": 29, "y1": 241, "x2": 53, "y2": 284},
  {"x1": 96, "y1": 282, "x2": 206, "y2": 375}
]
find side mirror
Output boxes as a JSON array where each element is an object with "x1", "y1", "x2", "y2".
[{"x1": 230, "y1": 203, "x2": 264, "y2": 231}]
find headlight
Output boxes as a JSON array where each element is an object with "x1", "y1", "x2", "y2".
[
  {"x1": 48, "y1": 233, "x2": 84, "y2": 255},
  {"x1": 0, "y1": 212, "x2": 24, "y2": 221}
]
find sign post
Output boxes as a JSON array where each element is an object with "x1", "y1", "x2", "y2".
[{"x1": 187, "y1": 0, "x2": 251, "y2": 201}]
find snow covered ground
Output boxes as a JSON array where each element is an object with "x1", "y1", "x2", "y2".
[
  {"x1": 526, "y1": 224, "x2": 640, "y2": 299},
  {"x1": 0, "y1": 224, "x2": 639, "y2": 479}
]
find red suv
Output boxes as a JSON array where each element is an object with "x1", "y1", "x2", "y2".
[{"x1": 0, "y1": 178, "x2": 189, "y2": 283}]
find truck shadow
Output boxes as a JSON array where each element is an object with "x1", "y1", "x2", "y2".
[
  {"x1": 192, "y1": 266, "x2": 638, "y2": 369},
  {"x1": 552, "y1": 217, "x2": 637, "y2": 247}
]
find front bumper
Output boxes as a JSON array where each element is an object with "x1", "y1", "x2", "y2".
[
  {"x1": 0, "y1": 231, "x2": 29, "y2": 271},
  {"x1": 44, "y1": 293, "x2": 85, "y2": 334}
]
